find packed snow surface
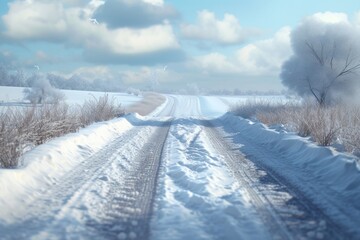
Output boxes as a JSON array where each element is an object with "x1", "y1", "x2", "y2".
[{"x1": 0, "y1": 93, "x2": 359, "y2": 239}]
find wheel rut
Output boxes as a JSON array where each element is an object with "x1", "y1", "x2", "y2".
[
  {"x1": 86, "y1": 124, "x2": 171, "y2": 240},
  {"x1": 1, "y1": 120, "x2": 171, "y2": 240},
  {"x1": 202, "y1": 119, "x2": 347, "y2": 240}
]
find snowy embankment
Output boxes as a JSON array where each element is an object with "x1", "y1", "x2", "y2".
[
  {"x1": 220, "y1": 113, "x2": 360, "y2": 234},
  {"x1": 0, "y1": 91, "x2": 166, "y2": 224},
  {"x1": 0, "y1": 116, "x2": 134, "y2": 223}
]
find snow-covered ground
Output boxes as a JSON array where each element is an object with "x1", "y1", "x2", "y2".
[
  {"x1": 0, "y1": 93, "x2": 359, "y2": 239},
  {"x1": 0, "y1": 86, "x2": 141, "y2": 108},
  {"x1": 218, "y1": 95, "x2": 291, "y2": 106}
]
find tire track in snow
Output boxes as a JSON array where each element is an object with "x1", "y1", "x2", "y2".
[
  {"x1": 150, "y1": 118, "x2": 271, "y2": 240},
  {"x1": 204, "y1": 119, "x2": 347, "y2": 239},
  {"x1": 1, "y1": 118, "x2": 171, "y2": 240},
  {"x1": 82, "y1": 123, "x2": 171, "y2": 240}
]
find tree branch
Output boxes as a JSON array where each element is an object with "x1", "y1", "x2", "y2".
[
  {"x1": 306, "y1": 41, "x2": 324, "y2": 65},
  {"x1": 306, "y1": 77, "x2": 322, "y2": 105}
]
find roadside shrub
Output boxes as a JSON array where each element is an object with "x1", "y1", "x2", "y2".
[
  {"x1": 230, "y1": 99, "x2": 287, "y2": 121},
  {"x1": 0, "y1": 95, "x2": 124, "y2": 168},
  {"x1": 232, "y1": 100, "x2": 358, "y2": 150},
  {"x1": 0, "y1": 108, "x2": 23, "y2": 168},
  {"x1": 79, "y1": 94, "x2": 124, "y2": 126},
  {"x1": 336, "y1": 105, "x2": 360, "y2": 155}
]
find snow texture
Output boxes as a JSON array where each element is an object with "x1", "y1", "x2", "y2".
[{"x1": 0, "y1": 93, "x2": 359, "y2": 239}]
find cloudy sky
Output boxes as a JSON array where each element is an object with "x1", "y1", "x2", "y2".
[{"x1": 0, "y1": 0, "x2": 359, "y2": 92}]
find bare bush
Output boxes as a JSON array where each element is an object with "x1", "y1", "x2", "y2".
[
  {"x1": 0, "y1": 108, "x2": 23, "y2": 168},
  {"x1": 0, "y1": 94, "x2": 125, "y2": 168},
  {"x1": 336, "y1": 105, "x2": 360, "y2": 155},
  {"x1": 232, "y1": 100, "x2": 357, "y2": 148},
  {"x1": 230, "y1": 99, "x2": 291, "y2": 123},
  {"x1": 304, "y1": 106, "x2": 340, "y2": 146},
  {"x1": 79, "y1": 94, "x2": 124, "y2": 127}
]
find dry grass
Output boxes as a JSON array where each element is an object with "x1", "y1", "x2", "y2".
[
  {"x1": 78, "y1": 94, "x2": 124, "y2": 126},
  {"x1": 232, "y1": 100, "x2": 360, "y2": 154},
  {"x1": 0, "y1": 94, "x2": 124, "y2": 168}
]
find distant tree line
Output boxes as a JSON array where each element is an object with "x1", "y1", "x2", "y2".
[
  {"x1": 0, "y1": 65, "x2": 125, "y2": 92},
  {"x1": 0, "y1": 65, "x2": 287, "y2": 96}
]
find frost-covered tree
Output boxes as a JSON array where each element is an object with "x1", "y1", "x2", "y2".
[
  {"x1": 23, "y1": 74, "x2": 65, "y2": 104},
  {"x1": 126, "y1": 87, "x2": 142, "y2": 96},
  {"x1": 281, "y1": 13, "x2": 360, "y2": 106}
]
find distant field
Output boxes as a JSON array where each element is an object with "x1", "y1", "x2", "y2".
[
  {"x1": 0, "y1": 86, "x2": 142, "y2": 109},
  {"x1": 218, "y1": 95, "x2": 293, "y2": 106}
]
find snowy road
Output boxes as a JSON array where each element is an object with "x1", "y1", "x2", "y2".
[{"x1": 1, "y1": 94, "x2": 359, "y2": 239}]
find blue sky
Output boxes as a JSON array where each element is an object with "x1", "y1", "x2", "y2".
[
  {"x1": 188, "y1": 1, "x2": 357, "y2": 23},
  {"x1": 0, "y1": 0, "x2": 360, "y2": 92}
]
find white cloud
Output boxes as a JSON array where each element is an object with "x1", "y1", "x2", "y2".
[
  {"x1": 236, "y1": 27, "x2": 292, "y2": 74},
  {"x1": 181, "y1": 10, "x2": 254, "y2": 45},
  {"x1": 355, "y1": 11, "x2": 360, "y2": 25},
  {"x1": 193, "y1": 27, "x2": 292, "y2": 76},
  {"x1": 311, "y1": 12, "x2": 349, "y2": 24},
  {"x1": 2, "y1": 0, "x2": 181, "y2": 63},
  {"x1": 195, "y1": 53, "x2": 238, "y2": 74},
  {"x1": 142, "y1": 0, "x2": 164, "y2": 6},
  {"x1": 77, "y1": 23, "x2": 180, "y2": 55},
  {"x1": 62, "y1": 0, "x2": 95, "y2": 7},
  {"x1": 2, "y1": 1, "x2": 67, "y2": 41},
  {"x1": 92, "y1": 0, "x2": 178, "y2": 29}
]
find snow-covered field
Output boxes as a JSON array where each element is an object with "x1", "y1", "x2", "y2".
[
  {"x1": 0, "y1": 93, "x2": 359, "y2": 239},
  {"x1": 0, "y1": 86, "x2": 142, "y2": 108},
  {"x1": 218, "y1": 95, "x2": 291, "y2": 106}
]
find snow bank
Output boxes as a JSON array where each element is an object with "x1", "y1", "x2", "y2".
[
  {"x1": 222, "y1": 113, "x2": 360, "y2": 199},
  {"x1": 198, "y1": 96, "x2": 229, "y2": 118},
  {"x1": 148, "y1": 95, "x2": 169, "y2": 117},
  {"x1": 220, "y1": 113, "x2": 360, "y2": 232},
  {"x1": 0, "y1": 115, "x2": 135, "y2": 223}
]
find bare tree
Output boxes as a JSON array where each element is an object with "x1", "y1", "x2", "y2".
[
  {"x1": 281, "y1": 15, "x2": 360, "y2": 106},
  {"x1": 305, "y1": 41, "x2": 360, "y2": 106}
]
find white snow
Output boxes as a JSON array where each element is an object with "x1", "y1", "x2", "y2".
[
  {"x1": 198, "y1": 96, "x2": 230, "y2": 117},
  {"x1": 219, "y1": 95, "x2": 290, "y2": 106},
  {"x1": 217, "y1": 113, "x2": 360, "y2": 235},
  {"x1": 150, "y1": 118, "x2": 270, "y2": 239},
  {"x1": 0, "y1": 93, "x2": 359, "y2": 238},
  {"x1": 0, "y1": 116, "x2": 134, "y2": 223},
  {"x1": 0, "y1": 86, "x2": 141, "y2": 108}
]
